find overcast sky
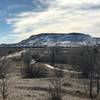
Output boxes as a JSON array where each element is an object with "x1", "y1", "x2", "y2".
[{"x1": 0, "y1": 0, "x2": 100, "y2": 44}]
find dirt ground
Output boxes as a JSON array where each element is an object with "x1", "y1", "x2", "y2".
[
  {"x1": 0, "y1": 49, "x2": 99, "y2": 100},
  {"x1": 0, "y1": 60, "x2": 95, "y2": 100}
]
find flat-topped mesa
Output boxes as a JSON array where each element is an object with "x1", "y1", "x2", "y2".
[
  {"x1": 19, "y1": 32, "x2": 96, "y2": 47},
  {"x1": 1, "y1": 33, "x2": 100, "y2": 47}
]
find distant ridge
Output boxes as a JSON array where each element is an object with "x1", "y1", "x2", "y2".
[
  {"x1": 18, "y1": 32, "x2": 97, "y2": 47},
  {"x1": 1, "y1": 33, "x2": 100, "y2": 47}
]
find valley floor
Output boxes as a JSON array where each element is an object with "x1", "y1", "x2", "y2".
[
  {"x1": 0, "y1": 49, "x2": 100, "y2": 100},
  {"x1": 0, "y1": 60, "x2": 96, "y2": 100}
]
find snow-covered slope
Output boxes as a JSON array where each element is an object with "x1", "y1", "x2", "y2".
[
  {"x1": 95, "y1": 38, "x2": 100, "y2": 45},
  {"x1": 18, "y1": 33, "x2": 97, "y2": 47},
  {"x1": 1, "y1": 33, "x2": 99, "y2": 47}
]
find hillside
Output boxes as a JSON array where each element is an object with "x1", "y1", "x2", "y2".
[
  {"x1": 1, "y1": 33, "x2": 100, "y2": 47},
  {"x1": 18, "y1": 33, "x2": 97, "y2": 47}
]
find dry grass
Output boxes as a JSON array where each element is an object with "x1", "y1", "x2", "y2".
[{"x1": 0, "y1": 56, "x2": 99, "y2": 100}]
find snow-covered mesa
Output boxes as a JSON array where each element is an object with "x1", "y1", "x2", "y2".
[
  {"x1": 19, "y1": 33, "x2": 99, "y2": 47},
  {"x1": 1, "y1": 33, "x2": 100, "y2": 47}
]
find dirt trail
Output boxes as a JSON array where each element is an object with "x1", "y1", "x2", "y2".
[{"x1": 44, "y1": 64, "x2": 81, "y2": 74}]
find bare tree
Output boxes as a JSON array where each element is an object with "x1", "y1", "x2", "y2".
[
  {"x1": 70, "y1": 46, "x2": 99, "y2": 98},
  {"x1": 50, "y1": 34, "x2": 60, "y2": 66},
  {"x1": 21, "y1": 49, "x2": 32, "y2": 78},
  {"x1": 50, "y1": 47, "x2": 56, "y2": 66},
  {"x1": 94, "y1": 45, "x2": 100, "y2": 96},
  {"x1": 48, "y1": 79, "x2": 64, "y2": 100},
  {"x1": 0, "y1": 56, "x2": 9, "y2": 100},
  {"x1": 22, "y1": 49, "x2": 48, "y2": 78},
  {"x1": 48, "y1": 35, "x2": 64, "y2": 99}
]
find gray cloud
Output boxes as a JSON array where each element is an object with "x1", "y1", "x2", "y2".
[
  {"x1": 80, "y1": 3, "x2": 100, "y2": 11},
  {"x1": 58, "y1": 3, "x2": 100, "y2": 11}
]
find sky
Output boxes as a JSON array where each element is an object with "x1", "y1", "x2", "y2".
[{"x1": 0, "y1": 0, "x2": 100, "y2": 44}]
